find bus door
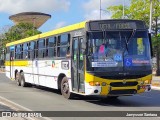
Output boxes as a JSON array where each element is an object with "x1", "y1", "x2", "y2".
[
  {"x1": 10, "y1": 50, "x2": 14, "y2": 79},
  {"x1": 72, "y1": 37, "x2": 85, "y2": 93}
]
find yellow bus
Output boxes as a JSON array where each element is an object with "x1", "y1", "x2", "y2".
[{"x1": 5, "y1": 19, "x2": 152, "y2": 99}]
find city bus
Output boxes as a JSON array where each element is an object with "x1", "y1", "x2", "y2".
[{"x1": 5, "y1": 19, "x2": 152, "y2": 99}]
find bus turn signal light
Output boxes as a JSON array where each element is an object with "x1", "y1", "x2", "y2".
[{"x1": 89, "y1": 82, "x2": 100, "y2": 86}]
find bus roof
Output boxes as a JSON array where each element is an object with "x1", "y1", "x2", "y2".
[
  {"x1": 6, "y1": 19, "x2": 147, "y2": 47},
  {"x1": 6, "y1": 21, "x2": 87, "y2": 47}
]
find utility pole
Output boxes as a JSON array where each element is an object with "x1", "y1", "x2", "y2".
[{"x1": 100, "y1": 0, "x2": 101, "y2": 20}]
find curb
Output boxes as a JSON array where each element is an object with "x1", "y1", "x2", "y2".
[{"x1": 152, "y1": 86, "x2": 160, "y2": 90}]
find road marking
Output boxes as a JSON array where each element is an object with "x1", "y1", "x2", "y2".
[{"x1": 0, "y1": 96, "x2": 53, "y2": 120}]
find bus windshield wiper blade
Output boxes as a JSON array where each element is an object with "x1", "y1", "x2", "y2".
[
  {"x1": 127, "y1": 29, "x2": 136, "y2": 44},
  {"x1": 124, "y1": 29, "x2": 136, "y2": 53}
]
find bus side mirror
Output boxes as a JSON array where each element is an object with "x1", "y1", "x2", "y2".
[{"x1": 148, "y1": 33, "x2": 153, "y2": 58}]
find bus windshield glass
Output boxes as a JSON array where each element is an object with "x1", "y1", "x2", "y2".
[{"x1": 87, "y1": 31, "x2": 151, "y2": 72}]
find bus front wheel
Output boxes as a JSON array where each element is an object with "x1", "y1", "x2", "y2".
[{"x1": 61, "y1": 77, "x2": 74, "y2": 99}]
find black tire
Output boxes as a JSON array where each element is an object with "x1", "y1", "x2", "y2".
[
  {"x1": 61, "y1": 77, "x2": 74, "y2": 99},
  {"x1": 20, "y1": 72, "x2": 27, "y2": 87},
  {"x1": 15, "y1": 72, "x2": 21, "y2": 86},
  {"x1": 107, "y1": 96, "x2": 119, "y2": 100}
]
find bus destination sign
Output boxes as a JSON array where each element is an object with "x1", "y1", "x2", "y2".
[
  {"x1": 88, "y1": 20, "x2": 146, "y2": 31},
  {"x1": 99, "y1": 22, "x2": 135, "y2": 30}
]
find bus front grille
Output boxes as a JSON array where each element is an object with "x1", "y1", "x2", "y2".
[
  {"x1": 109, "y1": 89, "x2": 137, "y2": 95},
  {"x1": 110, "y1": 81, "x2": 138, "y2": 87}
]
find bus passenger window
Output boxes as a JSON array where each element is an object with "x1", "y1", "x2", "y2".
[
  {"x1": 29, "y1": 41, "x2": 35, "y2": 59},
  {"x1": 23, "y1": 43, "x2": 28, "y2": 59},
  {"x1": 16, "y1": 45, "x2": 21, "y2": 59},
  {"x1": 38, "y1": 39, "x2": 45, "y2": 58},
  {"x1": 59, "y1": 34, "x2": 70, "y2": 57},
  {"x1": 48, "y1": 37, "x2": 55, "y2": 57}
]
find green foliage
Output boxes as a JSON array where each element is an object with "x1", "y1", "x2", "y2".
[
  {"x1": 4, "y1": 22, "x2": 41, "y2": 44},
  {"x1": 107, "y1": 0, "x2": 160, "y2": 50},
  {"x1": 0, "y1": 22, "x2": 41, "y2": 60},
  {"x1": 107, "y1": 5, "x2": 129, "y2": 19},
  {"x1": 107, "y1": 0, "x2": 160, "y2": 27}
]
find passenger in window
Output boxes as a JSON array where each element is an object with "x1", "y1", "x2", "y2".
[
  {"x1": 66, "y1": 51, "x2": 71, "y2": 58},
  {"x1": 98, "y1": 41, "x2": 111, "y2": 59}
]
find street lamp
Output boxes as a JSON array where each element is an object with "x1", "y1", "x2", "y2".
[{"x1": 99, "y1": 0, "x2": 109, "y2": 20}]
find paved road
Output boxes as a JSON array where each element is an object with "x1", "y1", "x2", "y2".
[{"x1": 0, "y1": 73, "x2": 160, "y2": 120}]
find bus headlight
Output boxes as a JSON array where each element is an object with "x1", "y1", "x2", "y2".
[{"x1": 144, "y1": 80, "x2": 151, "y2": 84}]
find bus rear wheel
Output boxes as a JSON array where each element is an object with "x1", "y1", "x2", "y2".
[
  {"x1": 61, "y1": 77, "x2": 74, "y2": 99},
  {"x1": 15, "y1": 72, "x2": 21, "y2": 86}
]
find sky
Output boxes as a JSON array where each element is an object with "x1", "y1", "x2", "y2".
[{"x1": 0, "y1": 0, "x2": 131, "y2": 33}]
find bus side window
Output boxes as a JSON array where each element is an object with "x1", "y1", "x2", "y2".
[
  {"x1": 45, "y1": 38, "x2": 49, "y2": 57},
  {"x1": 23, "y1": 43, "x2": 28, "y2": 59},
  {"x1": 29, "y1": 41, "x2": 35, "y2": 59},
  {"x1": 59, "y1": 34, "x2": 70, "y2": 57},
  {"x1": 48, "y1": 37, "x2": 55, "y2": 58},
  {"x1": 28, "y1": 42, "x2": 30, "y2": 59},
  {"x1": 35, "y1": 41, "x2": 38, "y2": 58},
  {"x1": 67, "y1": 34, "x2": 70, "y2": 56},
  {"x1": 16, "y1": 45, "x2": 21, "y2": 59},
  {"x1": 57, "y1": 36, "x2": 61, "y2": 57},
  {"x1": 20, "y1": 44, "x2": 23, "y2": 59},
  {"x1": 54, "y1": 37, "x2": 57, "y2": 57}
]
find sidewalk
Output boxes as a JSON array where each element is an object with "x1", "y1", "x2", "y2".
[
  {"x1": 0, "y1": 67, "x2": 5, "y2": 72},
  {"x1": 152, "y1": 76, "x2": 160, "y2": 87}
]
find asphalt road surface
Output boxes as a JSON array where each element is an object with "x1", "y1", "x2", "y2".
[{"x1": 0, "y1": 73, "x2": 160, "y2": 120}]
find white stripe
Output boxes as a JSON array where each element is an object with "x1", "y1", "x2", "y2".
[{"x1": 0, "y1": 96, "x2": 52, "y2": 120}]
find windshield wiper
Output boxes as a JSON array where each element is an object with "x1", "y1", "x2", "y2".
[
  {"x1": 124, "y1": 29, "x2": 136, "y2": 53},
  {"x1": 128, "y1": 29, "x2": 136, "y2": 44}
]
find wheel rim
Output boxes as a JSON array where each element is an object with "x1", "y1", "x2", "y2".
[
  {"x1": 21, "y1": 79, "x2": 24, "y2": 86},
  {"x1": 16, "y1": 74, "x2": 19, "y2": 85},
  {"x1": 62, "y1": 81, "x2": 69, "y2": 94}
]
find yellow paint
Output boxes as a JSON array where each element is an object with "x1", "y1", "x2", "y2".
[
  {"x1": 5, "y1": 60, "x2": 29, "y2": 66},
  {"x1": 6, "y1": 21, "x2": 86, "y2": 47},
  {"x1": 85, "y1": 72, "x2": 152, "y2": 95}
]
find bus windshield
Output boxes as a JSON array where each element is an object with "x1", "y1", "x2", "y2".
[{"x1": 87, "y1": 31, "x2": 151, "y2": 72}]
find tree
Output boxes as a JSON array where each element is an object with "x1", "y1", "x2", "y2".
[
  {"x1": 107, "y1": 0, "x2": 160, "y2": 31},
  {"x1": 107, "y1": 0, "x2": 160, "y2": 75},
  {"x1": 0, "y1": 22, "x2": 41, "y2": 63},
  {"x1": 4, "y1": 22, "x2": 41, "y2": 44}
]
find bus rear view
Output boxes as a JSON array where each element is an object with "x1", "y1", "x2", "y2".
[{"x1": 85, "y1": 20, "x2": 152, "y2": 97}]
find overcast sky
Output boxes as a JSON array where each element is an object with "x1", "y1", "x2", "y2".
[{"x1": 0, "y1": 0, "x2": 131, "y2": 32}]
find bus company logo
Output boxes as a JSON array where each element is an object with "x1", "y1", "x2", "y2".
[
  {"x1": 52, "y1": 61, "x2": 55, "y2": 68},
  {"x1": 123, "y1": 79, "x2": 127, "y2": 84}
]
